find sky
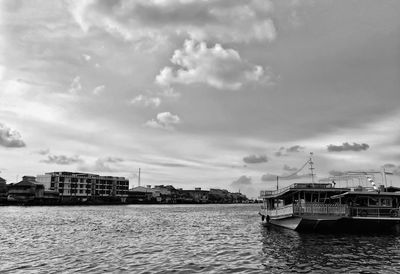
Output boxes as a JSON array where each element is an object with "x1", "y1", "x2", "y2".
[{"x1": 1, "y1": 0, "x2": 400, "y2": 198}]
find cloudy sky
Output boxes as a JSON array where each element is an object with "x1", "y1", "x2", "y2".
[{"x1": 1, "y1": 0, "x2": 400, "y2": 198}]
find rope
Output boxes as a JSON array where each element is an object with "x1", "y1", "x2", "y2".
[{"x1": 279, "y1": 159, "x2": 310, "y2": 179}]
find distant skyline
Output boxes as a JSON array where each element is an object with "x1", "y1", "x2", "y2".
[{"x1": 1, "y1": 0, "x2": 400, "y2": 198}]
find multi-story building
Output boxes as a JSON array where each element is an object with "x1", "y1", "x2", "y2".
[
  {"x1": 36, "y1": 172, "x2": 129, "y2": 202},
  {"x1": 182, "y1": 187, "x2": 209, "y2": 203}
]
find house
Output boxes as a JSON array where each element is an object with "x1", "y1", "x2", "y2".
[{"x1": 7, "y1": 176, "x2": 44, "y2": 203}]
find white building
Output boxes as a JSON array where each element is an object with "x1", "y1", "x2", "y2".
[{"x1": 36, "y1": 171, "x2": 129, "y2": 201}]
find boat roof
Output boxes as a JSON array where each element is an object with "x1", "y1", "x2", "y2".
[
  {"x1": 331, "y1": 190, "x2": 400, "y2": 199},
  {"x1": 260, "y1": 183, "x2": 349, "y2": 199}
]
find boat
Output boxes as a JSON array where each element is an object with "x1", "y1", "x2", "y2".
[{"x1": 259, "y1": 154, "x2": 400, "y2": 232}]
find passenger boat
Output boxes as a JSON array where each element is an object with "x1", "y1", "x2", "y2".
[{"x1": 259, "y1": 154, "x2": 400, "y2": 232}]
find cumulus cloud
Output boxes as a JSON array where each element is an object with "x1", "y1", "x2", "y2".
[
  {"x1": 130, "y1": 94, "x2": 161, "y2": 108},
  {"x1": 69, "y1": 76, "x2": 82, "y2": 94},
  {"x1": 327, "y1": 142, "x2": 370, "y2": 152},
  {"x1": 145, "y1": 112, "x2": 181, "y2": 130},
  {"x1": 261, "y1": 173, "x2": 278, "y2": 181},
  {"x1": 0, "y1": 123, "x2": 26, "y2": 148},
  {"x1": 41, "y1": 154, "x2": 83, "y2": 165},
  {"x1": 93, "y1": 85, "x2": 105, "y2": 95},
  {"x1": 156, "y1": 40, "x2": 267, "y2": 90},
  {"x1": 67, "y1": 0, "x2": 276, "y2": 45},
  {"x1": 275, "y1": 145, "x2": 304, "y2": 156},
  {"x1": 231, "y1": 175, "x2": 252, "y2": 187},
  {"x1": 79, "y1": 157, "x2": 124, "y2": 172},
  {"x1": 243, "y1": 154, "x2": 268, "y2": 164}
]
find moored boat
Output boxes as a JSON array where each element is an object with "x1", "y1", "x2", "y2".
[{"x1": 259, "y1": 155, "x2": 400, "y2": 232}]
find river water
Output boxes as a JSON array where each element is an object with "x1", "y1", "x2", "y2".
[{"x1": 1, "y1": 204, "x2": 400, "y2": 273}]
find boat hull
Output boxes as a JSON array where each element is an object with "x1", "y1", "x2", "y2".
[{"x1": 260, "y1": 213, "x2": 400, "y2": 232}]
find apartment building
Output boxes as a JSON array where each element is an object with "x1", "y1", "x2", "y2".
[{"x1": 36, "y1": 171, "x2": 129, "y2": 202}]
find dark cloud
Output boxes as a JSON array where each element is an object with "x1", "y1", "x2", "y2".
[
  {"x1": 261, "y1": 164, "x2": 310, "y2": 181},
  {"x1": 243, "y1": 154, "x2": 268, "y2": 164},
  {"x1": 286, "y1": 145, "x2": 305, "y2": 153},
  {"x1": 41, "y1": 155, "x2": 83, "y2": 165},
  {"x1": 153, "y1": 162, "x2": 189, "y2": 167},
  {"x1": 327, "y1": 142, "x2": 369, "y2": 152},
  {"x1": 383, "y1": 163, "x2": 396, "y2": 169},
  {"x1": 0, "y1": 123, "x2": 26, "y2": 148},
  {"x1": 274, "y1": 147, "x2": 285, "y2": 157},
  {"x1": 36, "y1": 148, "x2": 50, "y2": 155},
  {"x1": 382, "y1": 163, "x2": 400, "y2": 176},
  {"x1": 231, "y1": 175, "x2": 252, "y2": 186},
  {"x1": 275, "y1": 145, "x2": 305, "y2": 157},
  {"x1": 329, "y1": 170, "x2": 346, "y2": 177},
  {"x1": 103, "y1": 157, "x2": 123, "y2": 163},
  {"x1": 261, "y1": 173, "x2": 279, "y2": 181},
  {"x1": 283, "y1": 165, "x2": 297, "y2": 172}
]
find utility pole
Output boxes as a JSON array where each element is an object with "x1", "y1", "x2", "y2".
[{"x1": 276, "y1": 176, "x2": 279, "y2": 190}]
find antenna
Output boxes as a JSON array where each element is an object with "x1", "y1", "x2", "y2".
[
  {"x1": 309, "y1": 152, "x2": 315, "y2": 184},
  {"x1": 138, "y1": 168, "x2": 141, "y2": 187}
]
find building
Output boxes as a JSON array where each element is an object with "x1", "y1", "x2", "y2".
[
  {"x1": 127, "y1": 186, "x2": 154, "y2": 203},
  {"x1": 7, "y1": 176, "x2": 44, "y2": 203},
  {"x1": 209, "y1": 188, "x2": 230, "y2": 203},
  {"x1": 182, "y1": 187, "x2": 209, "y2": 203},
  {"x1": 36, "y1": 172, "x2": 129, "y2": 202},
  {"x1": 0, "y1": 177, "x2": 8, "y2": 203}
]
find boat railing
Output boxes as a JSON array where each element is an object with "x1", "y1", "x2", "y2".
[
  {"x1": 266, "y1": 204, "x2": 294, "y2": 217},
  {"x1": 260, "y1": 183, "x2": 334, "y2": 198},
  {"x1": 294, "y1": 203, "x2": 347, "y2": 216},
  {"x1": 349, "y1": 206, "x2": 400, "y2": 218}
]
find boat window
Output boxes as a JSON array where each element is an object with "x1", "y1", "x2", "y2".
[
  {"x1": 380, "y1": 198, "x2": 392, "y2": 207},
  {"x1": 368, "y1": 197, "x2": 378, "y2": 206},
  {"x1": 355, "y1": 197, "x2": 368, "y2": 207}
]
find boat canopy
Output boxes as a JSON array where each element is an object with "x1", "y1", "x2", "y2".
[
  {"x1": 260, "y1": 183, "x2": 349, "y2": 199},
  {"x1": 331, "y1": 190, "x2": 400, "y2": 199}
]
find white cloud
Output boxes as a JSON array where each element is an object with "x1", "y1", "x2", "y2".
[
  {"x1": 145, "y1": 112, "x2": 181, "y2": 130},
  {"x1": 93, "y1": 85, "x2": 105, "y2": 95},
  {"x1": 41, "y1": 154, "x2": 83, "y2": 165},
  {"x1": 69, "y1": 76, "x2": 82, "y2": 94},
  {"x1": 158, "y1": 87, "x2": 181, "y2": 99},
  {"x1": 130, "y1": 94, "x2": 161, "y2": 108},
  {"x1": 82, "y1": 54, "x2": 91, "y2": 61},
  {"x1": 79, "y1": 157, "x2": 124, "y2": 172},
  {"x1": 156, "y1": 40, "x2": 267, "y2": 90},
  {"x1": 0, "y1": 123, "x2": 26, "y2": 148},
  {"x1": 67, "y1": 0, "x2": 276, "y2": 45},
  {"x1": 0, "y1": 65, "x2": 5, "y2": 81}
]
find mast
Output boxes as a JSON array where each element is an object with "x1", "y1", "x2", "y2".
[
  {"x1": 138, "y1": 168, "x2": 141, "y2": 187},
  {"x1": 309, "y1": 152, "x2": 315, "y2": 184}
]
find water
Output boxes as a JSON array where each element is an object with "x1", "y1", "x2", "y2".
[{"x1": 1, "y1": 204, "x2": 400, "y2": 273}]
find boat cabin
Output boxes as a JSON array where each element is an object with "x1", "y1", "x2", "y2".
[
  {"x1": 260, "y1": 183, "x2": 350, "y2": 218},
  {"x1": 331, "y1": 190, "x2": 400, "y2": 217}
]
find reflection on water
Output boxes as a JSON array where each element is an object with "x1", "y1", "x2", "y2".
[
  {"x1": 1, "y1": 205, "x2": 400, "y2": 273},
  {"x1": 261, "y1": 225, "x2": 400, "y2": 273}
]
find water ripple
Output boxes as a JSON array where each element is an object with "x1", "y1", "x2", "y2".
[{"x1": 1, "y1": 205, "x2": 400, "y2": 273}]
